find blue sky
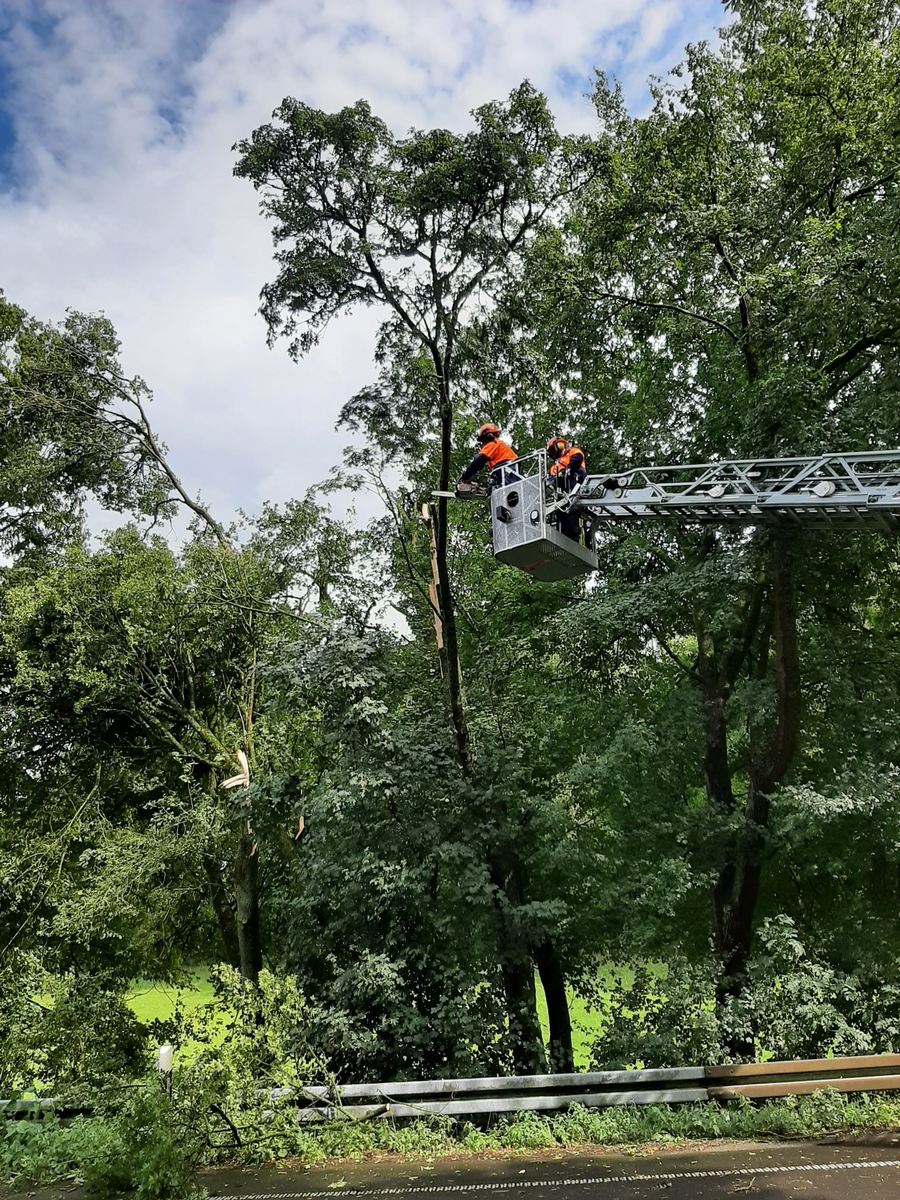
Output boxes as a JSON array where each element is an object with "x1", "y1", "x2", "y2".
[{"x1": 0, "y1": 0, "x2": 726, "y2": 531}]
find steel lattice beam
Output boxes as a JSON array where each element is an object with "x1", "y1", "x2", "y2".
[{"x1": 575, "y1": 450, "x2": 900, "y2": 530}]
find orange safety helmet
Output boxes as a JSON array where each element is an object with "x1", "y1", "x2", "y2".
[
  {"x1": 478, "y1": 422, "x2": 500, "y2": 444},
  {"x1": 547, "y1": 437, "x2": 568, "y2": 460}
]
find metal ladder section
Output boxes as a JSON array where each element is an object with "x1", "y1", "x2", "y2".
[{"x1": 576, "y1": 449, "x2": 900, "y2": 531}]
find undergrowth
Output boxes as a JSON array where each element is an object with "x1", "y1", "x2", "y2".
[
  {"x1": 5, "y1": 1089, "x2": 900, "y2": 1196},
  {"x1": 1, "y1": 1087, "x2": 200, "y2": 1199}
]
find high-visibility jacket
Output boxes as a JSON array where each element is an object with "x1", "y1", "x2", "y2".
[
  {"x1": 460, "y1": 438, "x2": 518, "y2": 481},
  {"x1": 549, "y1": 446, "x2": 586, "y2": 478},
  {"x1": 481, "y1": 439, "x2": 517, "y2": 469}
]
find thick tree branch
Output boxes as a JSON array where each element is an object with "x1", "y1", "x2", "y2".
[
  {"x1": 590, "y1": 291, "x2": 739, "y2": 342},
  {"x1": 822, "y1": 325, "x2": 899, "y2": 377},
  {"x1": 711, "y1": 234, "x2": 758, "y2": 381}
]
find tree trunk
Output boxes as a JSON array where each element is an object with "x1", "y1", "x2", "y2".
[
  {"x1": 489, "y1": 855, "x2": 546, "y2": 1074},
  {"x1": 433, "y1": 399, "x2": 472, "y2": 769},
  {"x1": 535, "y1": 939, "x2": 574, "y2": 1074},
  {"x1": 693, "y1": 577, "x2": 770, "y2": 973},
  {"x1": 696, "y1": 602, "x2": 744, "y2": 963},
  {"x1": 234, "y1": 832, "x2": 262, "y2": 984},
  {"x1": 702, "y1": 672, "x2": 738, "y2": 956},
  {"x1": 203, "y1": 857, "x2": 241, "y2": 969},
  {"x1": 500, "y1": 956, "x2": 546, "y2": 1075},
  {"x1": 428, "y1": 364, "x2": 543, "y2": 1073},
  {"x1": 715, "y1": 535, "x2": 800, "y2": 1049}
]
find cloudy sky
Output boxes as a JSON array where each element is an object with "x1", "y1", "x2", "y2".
[{"x1": 0, "y1": 0, "x2": 725, "y2": 535}]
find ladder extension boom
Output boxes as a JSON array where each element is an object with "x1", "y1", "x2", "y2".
[{"x1": 574, "y1": 449, "x2": 900, "y2": 530}]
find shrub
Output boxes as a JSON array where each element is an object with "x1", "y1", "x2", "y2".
[
  {"x1": 79, "y1": 1087, "x2": 199, "y2": 1199},
  {"x1": 0, "y1": 1088, "x2": 199, "y2": 1199},
  {"x1": 163, "y1": 965, "x2": 332, "y2": 1166},
  {"x1": 588, "y1": 919, "x2": 900, "y2": 1069}
]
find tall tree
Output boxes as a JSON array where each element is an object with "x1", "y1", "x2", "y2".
[
  {"x1": 234, "y1": 82, "x2": 603, "y2": 1070},
  {"x1": 234, "y1": 82, "x2": 602, "y2": 768}
]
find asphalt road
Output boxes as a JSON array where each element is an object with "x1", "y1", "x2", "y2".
[
  {"x1": 5, "y1": 1134, "x2": 900, "y2": 1199},
  {"x1": 199, "y1": 1134, "x2": 900, "y2": 1200}
]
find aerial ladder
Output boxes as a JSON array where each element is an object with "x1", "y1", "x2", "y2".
[{"x1": 473, "y1": 449, "x2": 900, "y2": 582}]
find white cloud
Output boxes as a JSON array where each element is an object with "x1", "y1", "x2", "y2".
[{"x1": 0, "y1": 0, "x2": 723, "y2": 532}]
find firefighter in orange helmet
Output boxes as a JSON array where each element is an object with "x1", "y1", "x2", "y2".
[
  {"x1": 458, "y1": 423, "x2": 519, "y2": 491},
  {"x1": 547, "y1": 437, "x2": 587, "y2": 487},
  {"x1": 546, "y1": 436, "x2": 587, "y2": 539}
]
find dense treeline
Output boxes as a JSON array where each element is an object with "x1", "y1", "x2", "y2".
[{"x1": 4, "y1": 0, "x2": 900, "y2": 1099}]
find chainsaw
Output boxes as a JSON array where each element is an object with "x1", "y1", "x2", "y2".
[{"x1": 432, "y1": 481, "x2": 491, "y2": 501}]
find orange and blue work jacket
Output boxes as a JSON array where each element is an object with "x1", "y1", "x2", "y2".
[
  {"x1": 460, "y1": 437, "x2": 518, "y2": 482},
  {"x1": 549, "y1": 446, "x2": 586, "y2": 485}
]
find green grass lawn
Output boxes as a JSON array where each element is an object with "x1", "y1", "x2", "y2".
[
  {"x1": 125, "y1": 969, "x2": 215, "y2": 1023},
  {"x1": 535, "y1": 984, "x2": 607, "y2": 1069}
]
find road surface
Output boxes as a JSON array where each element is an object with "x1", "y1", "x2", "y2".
[
  {"x1": 4, "y1": 1133, "x2": 900, "y2": 1198},
  {"x1": 197, "y1": 1133, "x2": 900, "y2": 1199}
]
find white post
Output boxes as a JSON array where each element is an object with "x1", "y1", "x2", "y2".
[{"x1": 156, "y1": 1044, "x2": 174, "y2": 1095}]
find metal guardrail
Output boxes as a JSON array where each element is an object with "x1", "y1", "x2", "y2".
[
  {"x1": 294, "y1": 1067, "x2": 706, "y2": 1120},
  {"x1": 292, "y1": 1054, "x2": 900, "y2": 1120},
  {"x1": 6, "y1": 1054, "x2": 900, "y2": 1122},
  {"x1": 705, "y1": 1054, "x2": 900, "y2": 1101}
]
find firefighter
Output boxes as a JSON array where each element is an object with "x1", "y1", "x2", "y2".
[
  {"x1": 546, "y1": 437, "x2": 587, "y2": 539},
  {"x1": 457, "y1": 423, "x2": 519, "y2": 492}
]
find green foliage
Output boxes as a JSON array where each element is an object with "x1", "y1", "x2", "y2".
[
  {"x1": 156, "y1": 966, "x2": 332, "y2": 1166},
  {"x1": 589, "y1": 920, "x2": 900, "y2": 1069},
  {"x1": 31, "y1": 978, "x2": 149, "y2": 1094},
  {"x1": 0, "y1": 509, "x2": 371, "y2": 988},
  {"x1": 501, "y1": 1113, "x2": 557, "y2": 1149},
  {"x1": 0, "y1": 959, "x2": 150, "y2": 1098},
  {"x1": 234, "y1": 83, "x2": 602, "y2": 364},
  {"x1": 2, "y1": 967, "x2": 330, "y2": 1190},
  {"x1": 0, "y1": 293, "x2": 170, "y2": 557},
  {"x1": 79, "y1": 1087, "x2": 199, "y2": 1199},
  {"x1": 261, "y1": 628, "x2": 511, "y2": 1079},
  {"x1": 544, "y1": 1090, "x2": 900, "y2": 1145},
  {"x1": 1, "y1": 1113, "x2": 78, "y2": 1189},
  {"x1": 585, "y1": 960, "x2": 722, "y2": 1070},
  {"x1": 1, "y1": 1088, "x2": 199, "y2": 1198},
  {"x1": 7, "y1": 2, "x2": 900, "y2": 1156}
]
